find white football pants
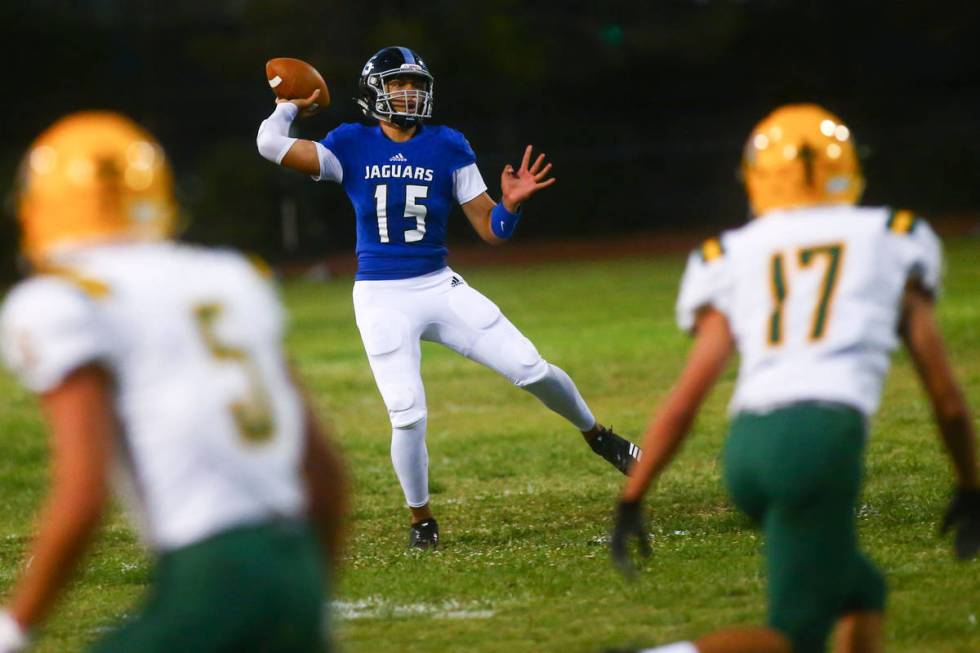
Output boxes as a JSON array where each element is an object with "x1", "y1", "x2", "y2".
[{"x1": 353, "y1": 267, "x2": 596, "y2": 507}]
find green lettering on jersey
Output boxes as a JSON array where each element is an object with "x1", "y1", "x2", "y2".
[
  {"x1": 194, "y1": 303, "x2": 275, "y2": 444},
  {"x1": 768, "y1": 254, "x2": 787, "y2": 345},
  {"x1": 798, "y1": 243, "x2": 844, "y2": 341}
]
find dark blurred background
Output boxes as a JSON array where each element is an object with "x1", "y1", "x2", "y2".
[{"x1": 2, "y1": 0, "x2": 978, "y2": 277}]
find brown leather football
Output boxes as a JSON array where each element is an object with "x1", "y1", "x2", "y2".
[{"x1": 265, "y1": 58, "x2": 330, "y2": 117}]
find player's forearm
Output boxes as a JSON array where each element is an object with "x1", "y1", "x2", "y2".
[
  {"x1": 310, "y1": 492, "x2": 347, "y2": 570},
  {"x1": 303, "y1": 415, "x2": 350, "y2": 570},
  {"x1": 12, "y1": 367, "x2": 113, "y2": 630},
  {"x1": 923, "y1": 357, "x2": 977, "y2": 488},
  {"x1": 935, "y1": 400, "x2": 978, "y2": 488},
  {"x1": 461, "y1": 194, "x2": 506, "y2": 245},
  {"x1": 257, "y1": 104, "x2": 326, "y2": 180},
  {"x1": 621, "y1": 400, "x2": 697, "y2": 502},
  {"x1": 477, "y1": 207, "x2": 506, "y2": 245},
  {"x1": 256, "y1": 103, "x2": 299, "y2": 164},
  {"x1": 489, "y1": 202, "x2": 521, "y2": 241},
  {"x1": 309, "y1": 460, "x2": 348, "y2": 561},
  {"x1": 900, "y1": 291, "x2": 978, "y2": 488},
  {"x1": 622, "y1": 310, "x2": 734, "y2": 503},
  {"x1": 8, "y1": 485, "x2": 106, "y2": 629}
]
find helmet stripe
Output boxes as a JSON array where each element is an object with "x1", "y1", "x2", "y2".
[{"x1": 398, "y1": 47, "x2": 415, "y2": 65}]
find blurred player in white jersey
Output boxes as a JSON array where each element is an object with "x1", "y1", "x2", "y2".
[
  {"x1": 257, "y1": 46, "x2": 641, "y2": 549},
  {"x1": 605, "y1": 105, "x2": 979, "y2": 653},
  {"x1": 0, "y1": 112, "x2": 348, "y2": 653}
]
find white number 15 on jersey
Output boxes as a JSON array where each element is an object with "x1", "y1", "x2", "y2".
[{"x1": 375, "y1": 184, "x2": 428, "y2": 243}]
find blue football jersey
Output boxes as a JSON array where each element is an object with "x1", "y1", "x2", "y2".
[{"x1": 320, "y1": 123, "x2": 478, "y2": 280}]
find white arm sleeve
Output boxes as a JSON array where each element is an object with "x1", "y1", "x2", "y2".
[
  {"x1": 256, "y1": 103, "x2": 299, "y2": 165},
  {"x1": 453, "y1": 163, "x2": 488, "y2": 205},
  {"x1": 312, "y1": 142, "x2": 343, "y2": 183}
]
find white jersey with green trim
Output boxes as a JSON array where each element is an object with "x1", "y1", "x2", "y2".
[
  {"x1": 0, "y1": 242, "x2": 306, "y2": 551},
  {"x1": 676, "y1": 205, "x2": 942, "y2": 417}
]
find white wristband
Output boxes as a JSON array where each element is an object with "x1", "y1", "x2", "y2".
[
  {"x1": 256, "y1": 103, "x2": 299, "y2": 165},
  {"x1": 0, "y1": 611, "x2": 28, "y2": 653}
]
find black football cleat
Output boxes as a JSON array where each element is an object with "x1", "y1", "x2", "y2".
[
  {"x1": 588, "y1": 426, "x2": 642, "y2": 475},
  {"x1": 409, "y1": 518, "x2": 439, "y2": 550}
]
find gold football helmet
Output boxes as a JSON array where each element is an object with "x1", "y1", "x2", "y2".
[
  {"x1": 741, "y1": 104, "x2": 864, "y2": 216},
  {"x1": 17, "y1": 111, "x2": 176, "y2": 264}
]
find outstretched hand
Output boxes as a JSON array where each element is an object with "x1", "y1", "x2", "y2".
[
  {"x1": 277, "y1": 88, "x2": 322, "y2": 118},
  {"x1": 500, "y1": 145, "x2": 556, "y2": 212},
  {"x1": 609, "y1": 500, "x2": 651, "y2": 579},
  {"x1": 941, "y1": 487, "x2": 980, "y2": 560}
]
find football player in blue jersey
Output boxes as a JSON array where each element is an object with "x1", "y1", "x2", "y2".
[{"x1": 257, "y1": 46, "x2": 642, "y2": 548}]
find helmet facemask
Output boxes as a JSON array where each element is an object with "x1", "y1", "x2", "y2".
[{"x1": 364, "y1": 69, "x2": 433, "y2": 127}]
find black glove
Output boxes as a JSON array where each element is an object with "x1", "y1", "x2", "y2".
[
  {"x1": 941, "y1": 487, "x2": 980, "y2": 560},
  {"x1": 610, "y1": 499, "x2": 651, "y2": 579}
]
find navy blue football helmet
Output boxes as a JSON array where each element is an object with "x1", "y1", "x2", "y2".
[{"x1": 357, "y1": 46, "x2": 434, "y2": 127}]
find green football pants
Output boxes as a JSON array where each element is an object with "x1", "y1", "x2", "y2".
[
  {"x1": 90, "y1": 520, "x2": 329, "y2": 653},
  {"x1": 724, "y1": 402, "x2": 885, "y2": 653}
]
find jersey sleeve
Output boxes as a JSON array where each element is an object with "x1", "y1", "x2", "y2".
[
  {"x1": 444, "y1": 128, "x2": 486, "y2": 204},
  {"x1": 886, "y1": 210, "x2": 944, "y2": 297},
  {"x1": 453, "y1": 163, "x2": 488, "y2": 204},
  {"x1": 312, "y1": 142, "x2": 343, "y2": 183},
  {"x1": 675, "y1": 237, "x2": 734, "y2": 333},
  {"x1": 314, "y1": 126, "x2": 350, "y2": 183},
  {"x1": 0, "y1": 278, "x2": 112, "y2": 393},
  {"x1": 906, "y1": 219, "x2": 943, "y2": 296},
  {"x1": 445, "y1": 128, "x2": 478, "y2": 172}
]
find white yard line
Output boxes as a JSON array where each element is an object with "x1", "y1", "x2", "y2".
[{"x1": 332, "y1": 597, "x2": 497, "y2": 621}]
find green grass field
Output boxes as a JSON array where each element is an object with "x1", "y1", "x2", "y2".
[{"x1": 1, "y1": 237, "x2": 978, "y2": 652}]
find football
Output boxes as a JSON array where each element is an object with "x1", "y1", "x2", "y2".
[{"x1": 265, "y1": 57, "x2": 330, "y2": 117}]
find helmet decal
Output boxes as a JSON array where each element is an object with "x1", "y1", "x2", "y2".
[{"x1": 798, "y1": 142, "x2": 816, "y2": 186}]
